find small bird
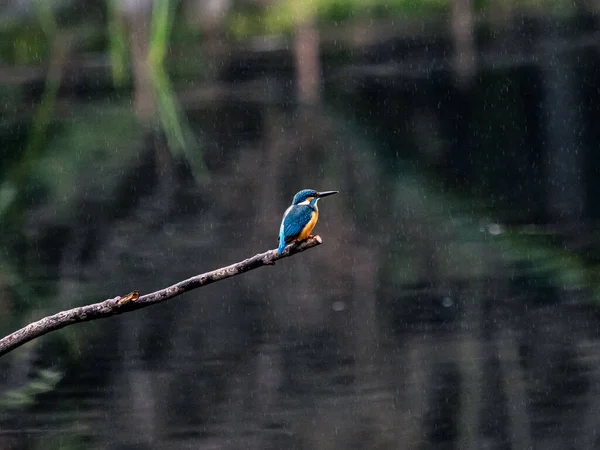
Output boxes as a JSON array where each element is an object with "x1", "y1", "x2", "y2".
[{"x1": 278, "y1": 189, "x2": 339, "y2": 254}]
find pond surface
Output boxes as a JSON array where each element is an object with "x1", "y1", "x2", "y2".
[{"x1": 1, "y1": 21, "x2": 600, "y2": 450}]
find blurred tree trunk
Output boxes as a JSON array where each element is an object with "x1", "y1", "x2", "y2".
[
  {"x1": 294, "y1": 17, "x2": 321, "y2": 104},
  {"x1": 399, "y1": 335, "x2": 432, "y2": 449},
  {"x1": 119, "y1": 0, "x2": 155, "y2": 120},
  {"x1": 183, "y1": 0, "x2": 230, "y2": 31},
  {"x1": 119, "y1": 1, "x2": 176, "y2": 182},
  {"x1": 541, "y1": 19, "x2": 585, "y2": 224},
  {"x1": 352, "y1": 247, "x2": 379, "y2": 384},
  {"x1": 450, "y1": 0, "x2": 476, "y2": 87},
  {"x1": 183, "y1": 0, "x2": 230, "y2": 80},
  {"x1": 109, "y1": 315, "x2": 164, "y2": 447},
  {"x1": 578, "y1": 337, "x2": 600, "y2": 449},
  {"x1": 487, "y1": 0, "x2": 514, "y2": 26},
  {"x1": 457, "y1": 285, "x2": 483, "y2": 450},
  {"x1": 497, "y1": 328, "x2": 534, "y2": 450}
]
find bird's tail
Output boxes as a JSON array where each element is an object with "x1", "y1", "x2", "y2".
[{"x1": 277, "y1": 236, "x2": 286, "y2": 254}]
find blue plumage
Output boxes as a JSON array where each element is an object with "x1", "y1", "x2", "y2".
[
  {"x1": 278, "y1": 203, "x2": 315, "y2": 253},
  {"x1": 291, "y1": 189, "x2": 318, "y2": 206},
  {"x1": 277, "y1": 189, "x2": 338, "y2": 254}
]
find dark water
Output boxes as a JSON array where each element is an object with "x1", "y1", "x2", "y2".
[{"x1": 2, "y1": 21, "x2": 600, "y2": 450}]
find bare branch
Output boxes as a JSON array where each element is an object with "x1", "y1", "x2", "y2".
[{"x1": 0, "y1": 236, "x2": 323, "y2": 358}]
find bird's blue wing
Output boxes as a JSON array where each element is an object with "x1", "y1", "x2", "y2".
[{"x1": 280, "y1": 205, "x2": 313, "y2": 243}]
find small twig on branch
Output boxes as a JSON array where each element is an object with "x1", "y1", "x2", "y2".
[{"x1": 0, "y1": 236, "x2": 323, "y2": 358}]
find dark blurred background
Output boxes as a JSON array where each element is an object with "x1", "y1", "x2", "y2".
[{"x1": 1, "y1": 0, "x2": 600, "y2": 448}]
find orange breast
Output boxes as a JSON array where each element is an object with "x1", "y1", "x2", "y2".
[{"x1": 296, "y1": 209, "x2": 318, "y2": 241}]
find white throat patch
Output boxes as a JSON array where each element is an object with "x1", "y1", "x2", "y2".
[{"x1": 298, "y1": 198, "x2": 319, "y2": 206}]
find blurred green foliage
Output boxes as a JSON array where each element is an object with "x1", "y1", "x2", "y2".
[
  {"x1": 227, "y1": 0, "x2": 449, "y2": 39},
  {"x1": 148, "y1": 0, "x2": 207, "y2": 175},
  {"x1": 149, "y1": 0, "x2": 186, "y2": 150},
  {"x1": 226, "y1": 0, "x2": 579, "y2": 39},
  {"x1": 2, "y1": 24, "x2": 48, "y2": 65},
  {"x1": 106, "y1": 0, "x2": 129, "y2": 86},
  {"x1": 0, "y1": 369, "x2": 62, "y2": 410},
  {"x1": 34, "y1": 104, "x2": 144, "y2": 221},
  {"x1": 496, "y1": 230, "x2": 600, "y2": 299}
]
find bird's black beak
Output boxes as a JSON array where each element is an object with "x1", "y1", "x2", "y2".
[{"x1": 316, "y1": 190, "x2": 339, "y2": 198}]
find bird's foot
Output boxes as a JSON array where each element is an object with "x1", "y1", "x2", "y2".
[{"x1": 288, "y1": 241, "x2": 303, "y2": 252}]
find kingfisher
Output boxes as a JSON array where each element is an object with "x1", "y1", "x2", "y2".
[{"x1": 277, "y1": 189, "x2": 339, "y2": 254}]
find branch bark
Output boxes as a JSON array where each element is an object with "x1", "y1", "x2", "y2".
[{"x1": 0, "y1": 236, "x2": 323, "y2": 358}]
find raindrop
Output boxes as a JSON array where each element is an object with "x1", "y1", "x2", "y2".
[{"x1": 332, "y1": 301, "x2": 346, "y2": 312}]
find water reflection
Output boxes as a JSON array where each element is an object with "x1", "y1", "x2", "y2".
[
  {"x1": 1, "y1": 34, "x2": 600, "y2": 450},
  {"x1": 0, "y1": 100, "x2": 596, "y2": 450}
]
